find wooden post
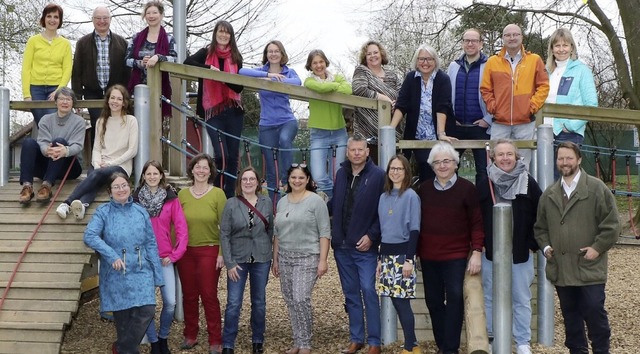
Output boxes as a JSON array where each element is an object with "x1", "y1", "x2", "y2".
[
  {"x1": 169, "y1": 75, "x2": 185, "y2": 176},
  {"x1": 147, "y1": 66, "x2": 162, "y2": 163},
  {"x1": 464, "y1": 272, "x2": 490, "y2": 354}
]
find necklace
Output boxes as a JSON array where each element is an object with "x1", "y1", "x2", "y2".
[
  {"x1": 387, "y1": 195, "x2": 399, "y2": 215},
  {"x1": 191, "y1": 186, "x2": 210, "y2": 197}
]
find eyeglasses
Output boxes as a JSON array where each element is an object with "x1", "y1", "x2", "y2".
[
  {"x1": 417, "y1": 57, "x2": 436, "y2": 63},
  {"x1": 462, "y1": 39, "x2": 481, "y2": 44},
  {"x1": 57, "y1": 97, "x2": 73, "y2": 102},
  {"x1": 432, "y1": 159, "x2": 454, "y2": 166},
  {"x1": 291, "y1": 163, "x2": 307, "y2": 168},
  {"x1": 503, "y1": 33, "x2": 522, "y2": 38},
  {"x1": 241, "y1": 177, "x2": 257, "y2": 182},
  {"x1": 111, "y1": 183, "x2": 130, "y2": 191},
  {"x1": 389, "y1": 167, "x2": 405, "y2": 172}
]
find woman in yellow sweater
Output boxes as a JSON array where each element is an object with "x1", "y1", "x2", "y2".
[{"x1": 21, "y1": 3, "x2": 72, "y2": 125}]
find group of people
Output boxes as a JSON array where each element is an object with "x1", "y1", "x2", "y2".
[{"x1": 20, "y1": 4, "x2": 619, "y2": 354}]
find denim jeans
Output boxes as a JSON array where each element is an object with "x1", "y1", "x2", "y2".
[
  {"x1": 421, "y1": 258, "x2": 466, "y2": 353},
  {"x1": 481, "y1": 252, "x2": 534, "y2": 346},
  {"x1": 490, "y1": 122, "x2": 535, "y2": 169},
  {"x1": 309, "y1": 128, "x2": 347, "y2": 198},
  {"x1": 146, "y1": 264, "x2": 177, "y2": 342},
  {"x1": 334, "y1": 248, "x2": 380, "y2": 346},
  {"x1": 206, "y1": 107, "x2": 244, "y2": 198},
  {"x1": 113, "y1": 304, "x2": 156, "y2": 354},
  {"x1": 19, "y1": 137, "x2": 83, "y2": 186},
  {"x1": 65, "y1": 165, "x2": 126, "y2": 205},
  {"x1": 259, "y1": 120, "x2": 298, "y2": 201},
  {"x1": 30, "y1": 85, "x2": 58, "y2": 125},
  {"x1": 222, "y1": 261, "x2": 271, "y2": 348},
  {"x1": 451, "y1": 124, "x2": 490, "y2": 184}
]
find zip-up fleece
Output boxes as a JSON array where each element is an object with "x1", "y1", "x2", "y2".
[{"x1": 480, "y1": 45, "x2": 549, "y2": 126}]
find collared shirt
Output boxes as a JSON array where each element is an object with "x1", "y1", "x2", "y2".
[
  {"x1": 464, "y1": 55, "x2": 479, "y2": 72},
  {"x1": 94, "y1": 30, "x2": 111, "y2": 90},
  {"x1": 561, "y1": 169, "x2": 581, "y2": 199},
  {"x1": 434, "y1": 173, "x2": 457, "y2": 191},
  {"x1": 504, "y1": 50, "x2": 522, "y2": 73},
  {"x1": 415, "y1": 70, "x2": 438, "y2": 140}
]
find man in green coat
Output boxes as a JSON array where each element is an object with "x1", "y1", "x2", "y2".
[{"x1": 534, "y1": 141, "x2": 620, "y2": 354}]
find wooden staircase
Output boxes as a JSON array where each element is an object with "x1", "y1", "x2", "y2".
[{"x1": 0, "y1": 178, "x2": 104, "y2": 354}]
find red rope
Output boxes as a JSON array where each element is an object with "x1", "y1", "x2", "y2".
[
  {"x1": 0, "y1": 157, "x2": 77, "y2": 312},
  {"x1": 595, "y1": 150, "x2": 601, "y2": 180},
  {"x1": 243, "y1": 140, "x2": 252, "y2": 168},
  {"x1": 611, "y1": 149, "x2": 617, "y2": 195}
]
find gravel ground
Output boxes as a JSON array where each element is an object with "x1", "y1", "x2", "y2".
[{"x1": 61, "y1": 246, "x2": 640, "y2": 354}]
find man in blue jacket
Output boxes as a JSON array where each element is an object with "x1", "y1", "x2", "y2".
[
  {"x1": 447, "y1": 28, "x2": 492, "y2": 184},
  {"x1": 328, "y1": 135, "x2": 386, "y2": 354}
]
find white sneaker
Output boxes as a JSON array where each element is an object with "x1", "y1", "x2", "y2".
[
  {"x1": 516, "y1": 344, "x2": 532, "y2": 354},
  {"x1": 56, "y1": 203, "x2": 70, "y2": 219},
  {"x1": 70, "y1": 200, "x2": 86, "y2": 220}
]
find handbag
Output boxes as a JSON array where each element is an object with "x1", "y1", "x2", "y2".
[{"x1": 237, "y1": 196, "x2": 269, "y2": 232}]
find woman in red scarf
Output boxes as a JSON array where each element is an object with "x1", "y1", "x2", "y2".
[
  {"x1": 125, "y1": 1, "x2": 177, "y2": 118},
  {"x1": 184, "y1": 20, "x2": 244, "y2": 199}
]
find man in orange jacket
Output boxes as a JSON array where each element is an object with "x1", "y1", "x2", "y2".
[{"x1": 480, "y1": 24, "x2": 549, "y2": 168}]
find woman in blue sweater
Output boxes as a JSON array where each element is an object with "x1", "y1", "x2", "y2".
[
  {"x1": 239, "y1": 40, "x2": 301, "y2": 201},
  {"x1": 544, "y1": 28, "x2": 597, "y2": 146}
]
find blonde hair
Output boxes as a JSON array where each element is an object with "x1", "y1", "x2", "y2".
[{"x1": 546, "y1": 28, "x2": 578, "y2": 73}]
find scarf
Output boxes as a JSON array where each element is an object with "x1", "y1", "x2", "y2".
[
  {"x1": 203, "y1": 46, "x2": 242, "y2": 118},
  {"x1": 309, "y1": 69, "x2": 335, "y2": 83},
  {"x1": 487, "y1": 160, "x2": 529, "y2": 201},
  {"x1": 137, "y1": 184, "x2": 167, "y2": 217},
  {"x1": 127, "y1": 26, "x2": 172, "y2": 117}
]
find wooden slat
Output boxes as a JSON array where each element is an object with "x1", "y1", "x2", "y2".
[
  {"x1": 0, "y1": 281, "x2": 80, "y2": 289},
  {"x1": 0, "y1": 288, "x2": 80, "y2": 301},
  {"x1": 0, "y1": 224, "x2": 87, "y2": 233},
  {"x1": 0, "y1": 299, "x2": 77, "y2": 312},
  {"x1": 0, "y1": 262, "x2": 84, "y2": 273},
  {"x1": 0, "y1": 341, "x2": 60, "y2": 354},
  {"x1": 0, "y1": 253, "x2": 90, "y2": 264},
  {"x1": 0, "y1": 232, "x2": 83, "y2": 240},
  {"x1": 0, "y1": 310, "x2": 71, "y2": 324},
  {"x1": 0, "y1": 245, "x2": 92, "y2": 254},
  {"x1": 0, "y1": 321, "x2": 64, "y2": 331},
  {"x1": 0, "y1": 271, "x2": 81, "y2": 282},
  {"x1": 0, "y1": 328, "x2": 63, "y2": 342}
]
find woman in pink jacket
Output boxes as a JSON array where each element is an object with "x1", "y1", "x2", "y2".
[{"x1": 134, "y1": 160, "x2": 188, "y2": 354}]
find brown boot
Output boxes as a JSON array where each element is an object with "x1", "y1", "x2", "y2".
[
  {"x1": 36, "y1": 183, "x2": 52, "y2": 203},
  {"x1": 19, "y1": 185, "x2": 34, "y2": 204}
]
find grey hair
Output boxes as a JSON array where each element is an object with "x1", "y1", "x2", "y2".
[
  {"x1": 54, "y1": 87, "x2": 77, "y2": 107},
  {"x1": 427, "y1": 141, "x2": 460, "y2": 165},
  {"x1": 411, "y1": 44, "x2": 441, "y2": 70}
]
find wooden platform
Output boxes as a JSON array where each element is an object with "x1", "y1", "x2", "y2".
[{"x1": 0, "y1": 178, "x2": 104, "y2": 354}]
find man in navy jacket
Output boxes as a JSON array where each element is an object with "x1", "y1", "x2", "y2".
[{"x1": 328, "y1": 135, "x2": 386, "y2": 354}]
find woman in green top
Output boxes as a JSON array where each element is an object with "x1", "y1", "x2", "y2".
[
  {"x1": 177, "y1": 154, "x2": 227, "y2": 354},
  {"x1": 303, "y1": 49, "x2": 352, "y2": 198}
]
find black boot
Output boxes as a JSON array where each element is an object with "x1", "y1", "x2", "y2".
[
  {"x1": 252, "y1": 343, "x2": 264, "y2": 354},
  {"x1": 150, "y1": 341, "x2": 161, "y2": 354},
  {"x1": 221, "y1": 348, "x2": 234, "y2": 354},
  {"x1": 158, "y1": 337, "x2": 171, "y2": 354}
]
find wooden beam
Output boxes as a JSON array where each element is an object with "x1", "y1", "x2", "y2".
[
  {"x1": 147, "y1": 66, "x2": 163, "y2": 163},
  {"x1": 397, "y1": 139, "x2": 536, "y2": 150},
  {"x1": 538, "y1": 104, "x2": 640, "y2": 125}
]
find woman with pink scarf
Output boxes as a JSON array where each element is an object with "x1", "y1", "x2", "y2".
[{"x1": 184, "y1": 20, "x2": 244, "y2": 199}]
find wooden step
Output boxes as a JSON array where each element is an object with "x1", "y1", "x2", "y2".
[
  {"x1": 0, "y1": 328, "x2": 63, "y2": 342},
  {"x1": 0, "y1": 240, "x2": 91, "y2": 254},
  {"x1": 0, "y1": 281, "x2": 80, "y2": 289},
  {"x1": 0, "y1": 340, "x2": 60, "y2": 354},
  {"x1": 0, "y1": 299, "x2": 78, "y2": 312},
  {"x1": 0, "y1": 321, "x2": 64, "y2": 331},
  {"x1": 0, "y1": 310, "x2": 71, "y2": 324},
  {"x1": 0, "y1": 271, "x2": 81, "y2": 282},
  {"x1": 0, "y1": 253, "x2": 90, "y2": 264},
  {"x1": 0, "y1": 262, "x2": 84, "y2": 273},
  {"x1": 0, "y1": 288, "x2": 80, "y2": 301}
]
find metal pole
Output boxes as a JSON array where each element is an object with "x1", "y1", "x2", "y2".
[
  {"x1": 0, "y1": 87, "x2": 9, "y2": 186},
  {"x1": 134, "y1": 85, "x2": 151, "y2": 189},
  {"x1": 536, "y1": 124, "x2": 555, "y2": 346},
  {"x1": 202, "y1": 124, "x2": 214, "y2": 157},
  {"x1": 379, "y1": 125, "x2": 397, "y2": 344},
  {"x1": 170, "y1": 0, "x2": 187, "y2": 175},
  {"x1": 493, "y1": 203, "x2": 513, "y2": 354},
  {"x1": 174, "y1": 265, "x2": 184, "y2": 321}
]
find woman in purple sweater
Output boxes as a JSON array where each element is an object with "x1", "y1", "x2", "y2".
[
  {"x1": 239, "y1": 40, "x2": 301, "y2": 202},
  {"x1": 133, "y1": 160, "x2": 188, "y2": 354}
]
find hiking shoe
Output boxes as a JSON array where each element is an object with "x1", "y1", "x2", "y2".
[
  {"x1": 19, "y1": 185, "x2": 34, "y2": 204},
  {"x1": 70, "y1": 200, "x2": 86, "y2": 220},
  {"x1": 56, "y1": 203, "x2": 70, "y2": 219},
  {"x1": 36, "y1": 183, "x2": 52, "y2": 203}
]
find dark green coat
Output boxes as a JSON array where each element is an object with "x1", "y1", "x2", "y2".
[{"x1": 534, "y1": 169, "x2": 620, "y2": 286}]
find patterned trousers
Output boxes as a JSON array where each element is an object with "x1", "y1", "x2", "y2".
[{"x1": 278, "y1": 249, "x2": 319, "y2": 349}]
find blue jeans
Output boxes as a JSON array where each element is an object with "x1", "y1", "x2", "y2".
[
  {"x1": 65, "y1": 165, "x2": 126, "y2": 205},
  {"x1": 30, "y1": 85, "x2": 58, "y2": 125},
  {"x1": 19, "y1": 137, "x2": 83, "y2": 186},
  {"x1": 334, "y1": 248, "x2": 381, "y2": 346},
  {"x1": 146, "y1": 264, "x2": 177, "y2": 342},
  {"x1": 222, "y1": 261, "x2": 271, "y2": 348},
  {"x1": 451, "y1": 124, "x2": 490, "y2": 184},
  {"x1": 481, "y1": 252, "x2": 534, "y2": 346},
  {"x1": 421, "y1": 258, "x2": 466, "y2": 354},
  {"x1": 206, "y1": 107, "x2": 244, "y2": 198},
  {"x1": 259, "y1": 120, "x2": 298, "y2": 201},
  {"x1": 309, "y1": 128, "x2": 347, "y2": 198}
]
